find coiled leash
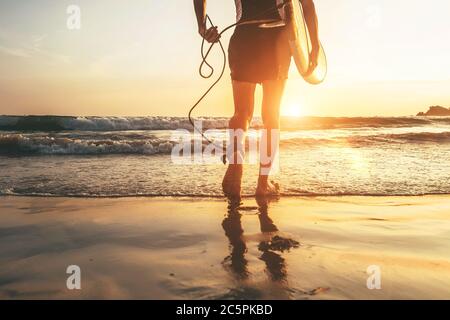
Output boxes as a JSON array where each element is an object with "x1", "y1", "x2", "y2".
[{"x1": 188, "y1": 1, "x2": 290, "y2": 164}]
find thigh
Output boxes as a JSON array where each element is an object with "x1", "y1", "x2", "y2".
[{"x1": 261, "y1": 80, "x2": 286, "y2": 127}]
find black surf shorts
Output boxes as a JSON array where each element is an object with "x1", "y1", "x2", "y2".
[{"x1": 228, "y1": 25, "x2": 291, "y2": 84}]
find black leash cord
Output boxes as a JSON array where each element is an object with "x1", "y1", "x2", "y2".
[{"x1": 187, "y1": 15, "x2": 237, "y2": 149}]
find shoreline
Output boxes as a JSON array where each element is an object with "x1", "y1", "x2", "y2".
[
  {"x1": 2, "y1": 193, "x2": 450, "y2": 199},
  {"x1": 1, "y1": 195, "x2": 450, "y2": 299}
]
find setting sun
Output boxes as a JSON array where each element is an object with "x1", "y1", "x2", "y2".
[{"x1": 281, "y1": 103, "x2": 304, "y2": 117}]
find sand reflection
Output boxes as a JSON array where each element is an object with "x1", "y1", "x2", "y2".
[{"x1": 221, "y1": 197, "x2": 300, "y2": 284}]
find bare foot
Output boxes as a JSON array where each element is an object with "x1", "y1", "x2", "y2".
[
  {"x1": 222, "y1": 163, "x2": 243, "y2": 199},
  {"x1": 256, "y1": 179, "x2": 280, "y2": 197}
]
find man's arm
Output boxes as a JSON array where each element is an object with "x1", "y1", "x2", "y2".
[
  {"x1": 300, "y1": 0, "x2": 320, "y2": 65},
  {"x1": 193, "y1": 0, "x2": 219, "y2": 43}
]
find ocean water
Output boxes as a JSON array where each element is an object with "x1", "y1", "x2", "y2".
[{"x1": 1, "y1": 115, "x2": 450, "y2": 197}]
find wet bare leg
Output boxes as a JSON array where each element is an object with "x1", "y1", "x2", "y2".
[
  {"x1": 256, "y1": 80, "x2": 286, "y2": 196},
  {"x1": 222, "y1": 80, "x2": 256, "y2": 199},
  {"x1": 222, "y1": 162, "x2": 243, "y2": 199},
  {"x1": 256, "y1": 176, "x2": 280, "y2": 197}
]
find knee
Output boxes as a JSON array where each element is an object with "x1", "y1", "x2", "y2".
[
  {"x1": 230, "y1": 112, "x2": 253, "y2": 129},
  {"x1": 261, "y1": 114, "x2": 279, "y2": 129}
]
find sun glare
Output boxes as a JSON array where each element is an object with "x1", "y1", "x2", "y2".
[{"x1": 281, "y1": 103, "x2": 303, "y2": 117}]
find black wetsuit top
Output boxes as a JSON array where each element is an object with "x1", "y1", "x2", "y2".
[{"x1": 235, "y1": 0, "x2": 282, "y2": 23}]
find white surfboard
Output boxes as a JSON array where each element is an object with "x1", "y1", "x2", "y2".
[{"x1": 284, "y1": 0, "x2": 327, "y2": 84}]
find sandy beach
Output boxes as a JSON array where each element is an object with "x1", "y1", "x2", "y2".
[{"x1": 0, "y1": 195, "x2": 449, "y2": 299}]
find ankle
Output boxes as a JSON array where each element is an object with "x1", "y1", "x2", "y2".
[{"x1": 230, "y1": 163, "x2": 243, "y2": 171}]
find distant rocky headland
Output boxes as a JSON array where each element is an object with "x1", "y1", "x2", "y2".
[{"x1": 417, "y1": 106, "x2": 450, "y2": 116}]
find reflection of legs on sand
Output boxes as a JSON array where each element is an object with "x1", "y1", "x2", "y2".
[
  {"x1": 221, "y1": 200, "x2": 248, "y2": 280},
  {"x1": 256, "y1": 196, "x2": 300, "y2": 283},
  {"x1": 222, "y1": 197, "x2": 300, "y2": 283},
  {"x1": 256, "y1": 196, "x2": 279, "y2": 233},
  {"x1": 259, "y1": 250, "x2": 287, "y2": 282}
]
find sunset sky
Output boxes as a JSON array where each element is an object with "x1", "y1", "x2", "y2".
[{"x1": 0, "y1": 0, "x2": 449, "y2": 117}]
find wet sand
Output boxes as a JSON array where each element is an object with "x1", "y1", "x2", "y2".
[{"x1": 1, "y1": 195, "x2": 450, "y2": 299}]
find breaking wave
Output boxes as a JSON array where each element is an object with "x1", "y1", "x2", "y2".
[
  {"x1": 1, "y1": 131, "x2": 450, "y2": 155},
  {"x1": 0, "y1": 133, "x2": 174, "y2": 155},
  {"x1": 2, "y1": 115, "x2": 450, "y2": 132}
]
